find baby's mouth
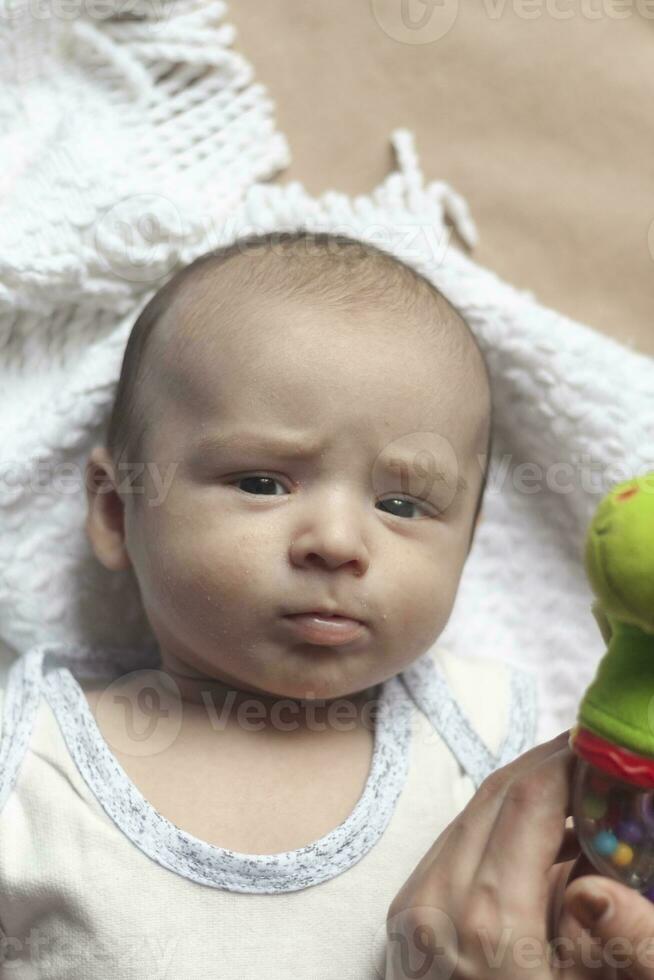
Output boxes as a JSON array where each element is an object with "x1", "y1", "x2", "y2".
[{"x1": 282, "y1": 613, "x2": 367, "y2": 646}]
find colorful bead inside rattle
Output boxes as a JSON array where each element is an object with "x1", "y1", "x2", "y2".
[{"x1": 573, "y1": 760, "x2": 654, "y2": 901}]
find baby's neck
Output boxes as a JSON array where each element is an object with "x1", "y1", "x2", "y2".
[{"x1": 154, "y1": 658, "x2": 381, "y2": 738}]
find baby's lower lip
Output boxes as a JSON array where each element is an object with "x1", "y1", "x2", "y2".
[{"x1": 282, "y1": 614, "x2": 366, "y2": 646}]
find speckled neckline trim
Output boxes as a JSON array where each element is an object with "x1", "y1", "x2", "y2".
[
  {"x1": 39, "y1": 644, "x2": 416, "y2": 893},
  {"x1": 0, "y1": 642, "x2": 537, "y2": 894},
  {"x1": 399, "y1": 651, "x2": 538, "y2": 786}
]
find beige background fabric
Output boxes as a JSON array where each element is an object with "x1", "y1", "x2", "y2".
[{"x1": 230, "y1": 1, "x2": 654, "y2": 357}]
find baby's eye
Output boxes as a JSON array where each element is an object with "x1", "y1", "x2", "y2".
[
  {"x1": 229, "y1": 477, "x2": 435, "y2": 519},
  {"x1": 232, "y1": 475, "x2": 286, "y2": 496},
  {"x1": 376, "y1": 497, "x2": 435, "y2": 520}
]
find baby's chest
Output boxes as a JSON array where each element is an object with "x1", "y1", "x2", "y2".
[
  {"x1": 84, "y1": 689, "x2": 374, "y2": 855},
  {"x1": 122, "y1": 737, "x2": 373, "y2": 854}
]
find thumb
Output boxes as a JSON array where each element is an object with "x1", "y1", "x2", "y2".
[{"x1": 562, "y1": 875, "x2": 654, "y2": 979}]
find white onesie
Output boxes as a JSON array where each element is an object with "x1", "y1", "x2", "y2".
[{"x1": 0, "y1": 642, "x2": 538, "y2": 979}]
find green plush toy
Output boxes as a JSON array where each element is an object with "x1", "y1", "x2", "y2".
[{"x1": 570, "y1": 471, "x2": 654, "y2": 898}]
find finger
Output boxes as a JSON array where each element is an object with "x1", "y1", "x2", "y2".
[
  {"x1": 565, "y1": 850, "x2": 599, "y2": 888},
  {"x1": 549, "y1": 850, "x2": 596, "y2": 945},
  {"x1": 470, "y1": 745, "x2": 577, "y2": 918},
  {"x1": 466, "y1": 730, "x2": 574, "y2": 826},
  {"x1": 416, "y1": 733, "x2": 574, "y2": 897},
  {"x1": 559, "y1": 873, "x2": 654, "y2": 980},
  {"x1": 459, "y1": 730, "x2": 573, "y2": 837},
  {"x1": 534, "y1": 827, "x2": 580, "y2": 940},
  {"x1": 553, "y1": 906, "x2": 616, "y2": 979},
  {"x1": 548, "y1": 852, "x2": 610, "y2": 980},
  {"x1": 547, "y1": 857, "x2": 578, "y2": 944},
  {"x1": 554, "y1": 825, "x2": 581, "y2": 864}
]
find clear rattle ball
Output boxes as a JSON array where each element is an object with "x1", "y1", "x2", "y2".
[{"x1": 572, "y1": 758, "x2": 654, "y2": 900}]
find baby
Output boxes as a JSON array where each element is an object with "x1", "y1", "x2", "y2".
[
  {"x1": 0, "y1": 231, "x2": 545, "y2": 978},
  {"x1": 84, "y1": 232, "x2": 493, "y2": 831}
]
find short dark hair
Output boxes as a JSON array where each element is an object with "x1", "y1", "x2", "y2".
[{"x1": 104, "y1": 230, "x2": 492, "y2": 527}]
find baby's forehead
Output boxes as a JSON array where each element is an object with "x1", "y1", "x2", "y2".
[
  {"x1": 159, "y1": 255, "x2": 471, "y2": 356},
  {"x1": 149, "y1": 254, "x2": 490, "y2": 434}
]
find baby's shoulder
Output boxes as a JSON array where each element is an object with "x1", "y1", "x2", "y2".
[{"x1": 401, "y1": 645, "x2": 540, "y2": 776}]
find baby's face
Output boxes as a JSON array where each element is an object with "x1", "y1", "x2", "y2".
[{"x1": 105, "y1": 284, "x2": 488, "y2": 703}]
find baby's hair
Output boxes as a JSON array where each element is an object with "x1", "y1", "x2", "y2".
[{"x1": 105, "y1": 230, "x2": 493, "y2": 528}]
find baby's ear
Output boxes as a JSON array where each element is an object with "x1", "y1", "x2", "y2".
[{"x1": 84, "y1": 446, "x2": 131, "y2": 572}]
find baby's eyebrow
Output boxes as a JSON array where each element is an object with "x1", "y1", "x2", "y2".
[
  {"x1": 194, "y1": 430, "x2": 324, "y2": 459},
  {"x1": 192, "y1": 430, "x2": 468, "y2": 493}
]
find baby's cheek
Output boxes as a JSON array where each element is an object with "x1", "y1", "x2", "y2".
[
  {"x1": 165, "y1": 522, "x2": 273, "y2": 608},
  {"x1": 141, "y1": 550, "x2": 243, "y2": 647},
  {"x1": 389, "y1": 560, "x2": 455, "y2": 638}
]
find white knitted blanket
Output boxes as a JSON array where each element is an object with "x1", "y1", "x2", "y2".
[{"x1": 1, "y1": 3, "x2": 652, "y2": 747}]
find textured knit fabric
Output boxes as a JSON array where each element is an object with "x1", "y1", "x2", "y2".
[{"x1": 0, "y1": 641, "x2": 538, "y2": 978}]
